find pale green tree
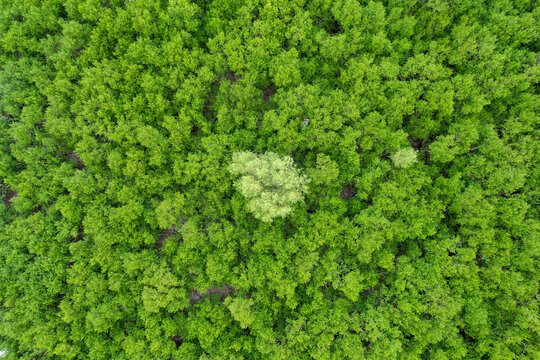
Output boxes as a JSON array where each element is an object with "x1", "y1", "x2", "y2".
[
  {"x1": 228, "y1": 151, "x2": 310, "y2": 222},
  {"x1": 391, "y1": 148, "x2": 418, "y2": 168}
]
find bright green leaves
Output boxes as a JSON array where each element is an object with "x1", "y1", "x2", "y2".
[
  {"x1": 142, "y1": 265, "x2": 188, "y2": 314},
  {"x1": 229, "y1": 151, "x2": 310, "y2": 223},
  {"x1": 226, "y1": 297, "x2": 256, "y2": 329},
  {"x1": 340, "y1": 270, "x2": 364, "y2": 302},
  {"x1": 155, "y1": 192, "x2": 185, "y2": 229},
  {"x1": 85, "y1": 301, "x2": 122, "y2": 333},
  {"x1": 136, "y1": 125, "x2": 168, "y2": 167},
  {"x1": 164, "y1": 0, "x2": 201, "y2": 33},
  {"x1": 353, "y1": 208, "x2": 392, "y2": 263},
  {"x1": 310, "y1": 153, "x2": 339, "y2": 186},
  {"x1": 270, "y1": 48, "x2": 301, "y2": 87},
  {"x1": 430, "y1": 135, "x2": 460, "y2": 163}
]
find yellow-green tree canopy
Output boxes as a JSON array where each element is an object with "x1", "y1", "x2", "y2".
[
  {"x1": 392, "y1": 148, "x2": 418, "y2": 168},
  {"x1": 229, "y1": 151, "x2": 309, "y2": 222}
]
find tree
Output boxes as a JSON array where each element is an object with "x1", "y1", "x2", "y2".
[
  {"x1": 391, "y1": 148, "x2": 418, "y2": 168},
  {"x1": 228, "y1": 151, "x2": 309, "y2": 222}
]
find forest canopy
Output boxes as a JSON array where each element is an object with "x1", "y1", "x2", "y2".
[{"x1": 0, "y1": 0, "x2": 538, "y2": 359}]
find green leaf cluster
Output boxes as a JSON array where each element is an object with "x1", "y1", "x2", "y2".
[
  {"x1": 391, "y1": 148, "x2": 418, "y2": 168},
  {"x1": 229, "y1": 151, "x2": 309, "y2": 222}
]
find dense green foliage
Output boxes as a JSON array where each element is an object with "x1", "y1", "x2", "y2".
[
  {"x1": 229, "y1": 151, "x2": 309, "y2": 222},
  {"x1": 0, "y1": 0, "x2": 538, "y2": 359}
]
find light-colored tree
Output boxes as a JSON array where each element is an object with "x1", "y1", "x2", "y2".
[
  {"x1": 391, "y1": 148, "x2": 418, "y2": 168},
  {"x1": 228, "y1": 151, "x2": 310, "y2": 222}
]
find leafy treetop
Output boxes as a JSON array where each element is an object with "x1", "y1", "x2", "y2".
[{"x1": 228, "y1": 151, "x2": 310, "y2": 222}]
